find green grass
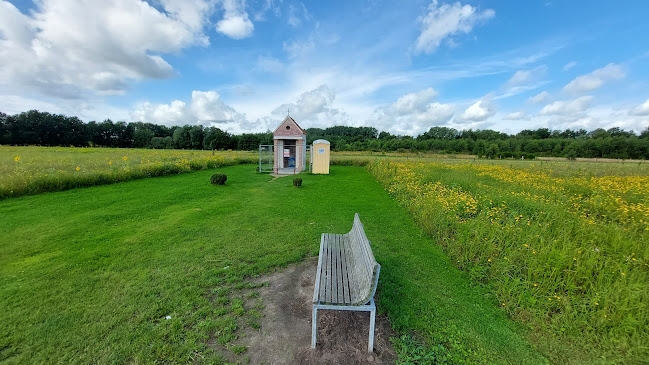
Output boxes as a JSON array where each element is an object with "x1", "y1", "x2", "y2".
[{"x1": 0, "y1": 164, "x2": 544, "y2": 364}]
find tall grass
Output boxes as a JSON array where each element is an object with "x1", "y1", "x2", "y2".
[
  {"x1": 1, "y1": 146, "x2": 256, "y2": 199},
  {"x1": 367, "y1": 160, "x2": 649, "y2": 363}
]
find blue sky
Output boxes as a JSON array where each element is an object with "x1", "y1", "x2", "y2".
[{"x1": 1, "y1": 0, "x2": 648, "y2": 135}]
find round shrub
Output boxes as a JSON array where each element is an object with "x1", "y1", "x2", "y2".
[
  {"x1": 210, "y1": 173, "x2": 227, "y2": 185},
  {"x1": 293, "y1": 178, "x2": 302, "y2": 187}
]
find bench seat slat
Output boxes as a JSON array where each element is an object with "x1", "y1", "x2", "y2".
[
  {"x1": 325, "y1": 233, "x2": 333, "y2": 304},
  {"x1": 312, "y1": 234, "x2": 324, "y2": 303},
  {"x1": 334, "y1": 234, "x2": 342, "y2": 304},
  {"x1": 319, "y1": 234, "x2": 328, "y2": 303},
  {"x1": 340, "y1": 235, "x2": 351, "y2": 305},
  {"x1": 329, "y1": 235, "x2": 340, "y2": 303}
]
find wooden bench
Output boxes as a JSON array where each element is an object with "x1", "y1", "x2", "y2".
[{"x1": 311, "y1": 213, "x2": 381, "y2": 352}]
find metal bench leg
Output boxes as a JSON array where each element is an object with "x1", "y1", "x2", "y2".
[
  {"x1": 368, "y1": 304, "x2": 376, "y2": 352},
  {"x1": 311, "y1": 306, "x2": 317, "y2": 349}
]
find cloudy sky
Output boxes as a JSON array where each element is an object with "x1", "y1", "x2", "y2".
[{"x1": 1, "y1": 0, "x2": 648, "y2": 135}]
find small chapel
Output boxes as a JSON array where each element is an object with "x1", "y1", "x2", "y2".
[{"x1": 272, "y1": 116, "x2": 307, "y2": 174}]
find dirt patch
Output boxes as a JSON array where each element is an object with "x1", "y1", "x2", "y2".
[{"x1": 221, "y1": 258, "x2": 396, "y2": 364}]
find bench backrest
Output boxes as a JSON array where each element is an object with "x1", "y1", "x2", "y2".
[{"x1": 345, "y1": 213, "x2": 381, "y2": 306}]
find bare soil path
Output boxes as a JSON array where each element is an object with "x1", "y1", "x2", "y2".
[{"x1": 220, "y1": 258, "x2": 396, "y2": 364}]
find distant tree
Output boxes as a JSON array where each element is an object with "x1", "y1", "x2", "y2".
[
  {"x1": 151, "y1": 136, "x2": 174, "y2": 149},
  {"x1": 472, "y1": 140, "x2": 486, "y2": 157},
  {"x1": 172, "y1": 126, "x2": 191, "y2": 149},
  {"x1": 188, "y1": 125, "x2": 204, "y2": 149},
  {"x1": 203, "y1": 127, "x2": 232, "y2": 150},
  {"x1": 533, "y1": 128, "x2": 551, "y2": 139},
  {"x1": 419, "y1": 126, "x2": 458, "y2": 140},
  {"x1": 0, "y1": 112, "x2": 7, "y2": 144},
  {"x1": 237, "y1": 133, "x2": 262, "y2": 150},
  {"x1": 133, "y1": 126, "x2": 154, "y2": 148},
  {"x1": 589, "y1": 128, "x2": 610, "y2": 139},
  {"x1": 485, "y1": 143, "x2": 499, "y2": 158},
  {"x1": 640, "y1": 127, "x2": 649, "y2": 139},
  {"x1": 607, "y1": 127, "x2": 635, "y2": 138}
]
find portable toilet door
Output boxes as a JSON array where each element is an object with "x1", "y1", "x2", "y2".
[{"x1": 312, "y1": 139, "x2": 330, "y2": 174}]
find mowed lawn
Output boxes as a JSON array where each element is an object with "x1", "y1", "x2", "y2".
[{"x1": 0, "y1": 165, "x2": 545, "y2": 364}]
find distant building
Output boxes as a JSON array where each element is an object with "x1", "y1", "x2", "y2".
[{"x1": 273, "y1": 116, "x2": 307, "y2": 174}]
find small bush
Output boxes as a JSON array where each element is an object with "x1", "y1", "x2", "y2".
[
  {"x1": 210, "y1": 173, "x2": 227, "y2": 185},
  {"x1": 293, "y1": 178, "x2": 302, "y2": 187}
]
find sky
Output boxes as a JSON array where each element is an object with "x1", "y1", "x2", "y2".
[{"x1": 1, "y1": 0, "x2": 648, "y2": 136}]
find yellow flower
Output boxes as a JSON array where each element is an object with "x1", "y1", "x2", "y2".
[
  {"x1": 487, "y1": 259, "x2": 492, "y2": 262},
  {"x1": 573, "y1": 257, "x2": 577, "y2": 261},
  {"x1": 534, "y1": 283, "x2": 538, "y2": 287},
  {"x1": 502, "y1": 303, "x2": 506, "y2": 306},
  {"x1": 109, "y1": 161, "x2": 112, "y2": 166},
  {"x1": 595, "y1": 302, "x2": 599, "y2": 305},
  {"x1": 621, "y1": 272, "x2": 626, "y2": 276},
  {"x1": 76, "y1": 167, "x2": 80, "y2": 171},
  {"x1": 14, "y1": 156, "x2": 20, "y2": 161},
  {"x1": 504, "y1": 257, "x2": 508, "y2": 260},
  {"x1": 123, "y1": 156, "x2": 128, "y2": 161}
]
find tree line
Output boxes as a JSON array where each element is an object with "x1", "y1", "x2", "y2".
[
  {"x1": 2, "y1": 110, "x2": 648, "y2": 159},
  {"x1": 0, "y1": 110, "x2": 271, "y2": 151}
]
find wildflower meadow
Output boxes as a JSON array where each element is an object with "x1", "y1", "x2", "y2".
[
  {"x1": 0, "y1": 146, "x2": 255, "y2": 199},
  {"x1": 367, "y1": 159, "x2": 649, "y2": 361}
]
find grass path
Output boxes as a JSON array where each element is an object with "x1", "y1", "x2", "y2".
[{"x1": 1, "y1": 165, "x2": 545, "y2": 363}]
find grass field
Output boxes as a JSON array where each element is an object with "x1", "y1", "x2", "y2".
[
  {"x1": 3, "y1": 146, "x2": 646, "y2": 363},
  {"x1": 0, "y1": 164, "x2": 545, "y2": 364},
  {"x1": 0, "y1": 146, "x2": 256, "y2": 199},
  {"x1": 368, "y1": 159, "x2": 649, "y2": 363}
]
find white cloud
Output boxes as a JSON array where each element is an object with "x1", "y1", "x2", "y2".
[
  {"x1": 265, "y1": 85, "x2": 349, "y2": 129},
  {"x1": 563, "y1": 63, "x2": 625, "y2": 94},
  {"x1": 287, "y1": 3, "x2": 311, "y2": 28},
  {"x1": 504, "y1": 111, "x2": 529, "y2": 120},
  {"x1": 283, "y1": 38, "x2": 315, "y2": 59},
  {"x1": 630, "y1": 98, "x2": 649, "y2": 116},
  {"x1": 0, "y1": 0, "x2": 213, "y2": 98},
  {"x1": 506, "y1": 65, "x2": 547, "y2": 87},
  {"x1": 415, "y1": 0, "x2": 495, "y2": 54},
  {"x1": 489, "y1": 103, "x2": 649, "y2": 135},
  {"x1": 456, "y1": 96, "x2": 495, "y2": 122},
  {"x1": 539, "y1": 107, "x2": 648, "y2": 134},
  {"x1": 539, "y1": 96, "x2": 593, "y2": 115},
  {"x1": 216, "y1": 0, "x2": 254, "y2": 39},
  {"x1": 132, "y1": 90, "x2": 252, "y2": 131},
  {"x1": 133, "y1": 100, "x2": 189, "y2": 126},
  {"x1": 529, "y1": 91, "x2": 551, "y2": 104},
  {"x1": 253, "y1": 0, "x2": 281, "y2": 21},
  {"x1": 255, "y1": 55, "x2": 285, "y2": 73},
  {"x1": 393, "y1": 88, "x2": 439, "y2": 113},
  {"x1": 368, "y1": 88, "x2": 455, "y2": 135},
  {"x1": 160, "y1": 0, "x2": 214, "y2": 31},
  {"x1": 562, "y1": 61, "x2": 577, "y2": 71}
]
